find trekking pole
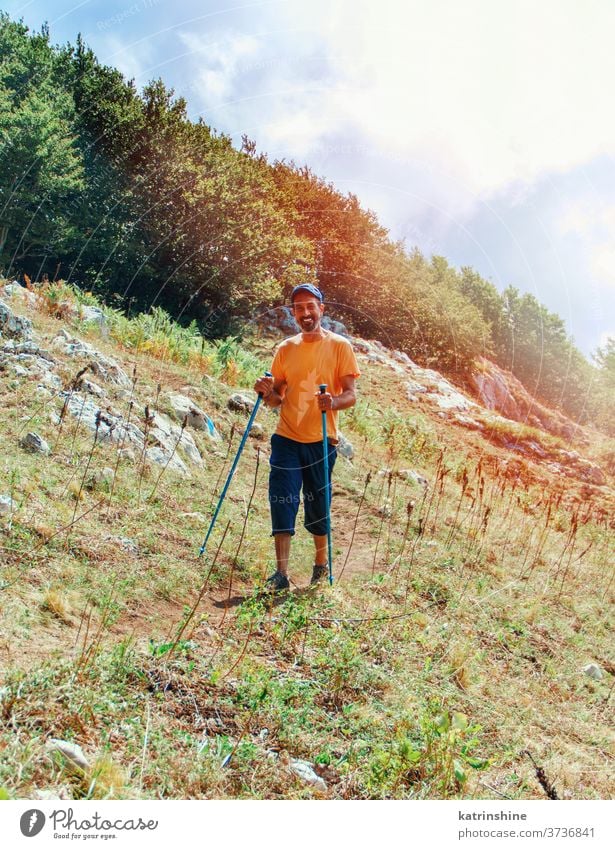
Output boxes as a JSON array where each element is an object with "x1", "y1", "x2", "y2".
[
  {"x1": 199, "y1": 371, "x2": 272, "y2": 557},
  {"x1": 319, "y1": 384, "x2": 334, "y2": 586}
]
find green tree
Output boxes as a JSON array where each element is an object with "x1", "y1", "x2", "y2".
[{"x1": 0, "y1": 16, "x2": 84, "y2": 272}]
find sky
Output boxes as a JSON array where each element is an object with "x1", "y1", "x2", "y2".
[{"x1": 4, "y1": 0, "x2": 615, "y2": 357}]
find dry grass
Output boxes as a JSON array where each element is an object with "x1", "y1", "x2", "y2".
[{"x1": 0, "y1": 283, "x2": 613, "y2": 801}]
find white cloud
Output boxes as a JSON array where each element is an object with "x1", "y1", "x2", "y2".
[
  {"x1": 99, "y1": 35, "x2": 154, "y2": 84},
  {"x1": 255, "y1": 0, "x2": 615, "y2": 202},
  {"x1": 558, "y1": 198, "x2": 615, "y2": 290},
  {"x1": 178, "y1": 29, "x2": 260, "y2": 101}
]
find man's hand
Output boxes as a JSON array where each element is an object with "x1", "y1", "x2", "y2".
[
  {"x1": 254, "y1": 375, "x2": 274, "y2": 398},
  {"x1": 255, "y1": 375, "x2": 285, "y2": 408},
  {"x1": 314, "y1": 389, "x2": 335, "y2": 411},
  {"x1": 314, "y1": 375, "x2": 356, "y2": 412}
]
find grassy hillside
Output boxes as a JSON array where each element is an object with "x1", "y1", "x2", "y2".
[{"x1": 0, "y1": 282, "x2": 613, "y2": 800}]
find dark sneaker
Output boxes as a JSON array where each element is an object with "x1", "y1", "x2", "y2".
[
  {"x1": 264, "y1": 571, "x2": 290, "y2": 593},
  {"x1": 310, "y1": 564, "x2": 328, "y2": 585}
]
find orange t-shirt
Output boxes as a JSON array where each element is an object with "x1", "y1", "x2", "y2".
[{"x1": 270, "y1": 330, "x2": 361, "y2": 443}]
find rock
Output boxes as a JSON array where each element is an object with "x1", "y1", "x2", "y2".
[
  {"x1": 51, "y1": 333, "x2": 131, "y2": 387},
  {"x1": 366, "y1": 350, "x2": 389, "y2": 365},
  {"x1": 469, "y1": 357, "x2": 577, "y2": 441},
  {"x1": 59, "y1": 393, "x2": 144, "y2": 449},
  {"x1": 351, "y1": 338, "x2": 373, "y2": 354},
  {"x1": 336, "y1": 432, "x2": 354, "y2": 459},
  {"x1": 87, "y1": 467, "x2": 115, "y2": 490},
  {"x1": 20, "y1": 432, "x2": 50, "y2": 455},
  {"x1": 405, "y1": 379, "x2": 428, "y2": 400},
  {"x1": 583, "y1": 663, "x2": 604, "y2": 681},
  {"x1": 168, "y1": 393, "x2": 220, "y2": 438},
  {"x1": 228, "y1": 393, "x2": 255, "y2": 413},
  {"x1": 46, "y1": 739, "x2": 90, "y2": 771},
  {"x1": 3, "y1": 348, "x2": 56, "y2": 380},
  {"x1": 321, "y1": 315, "x2": 349, "y2": 336},
  {"x1": 266, "y1": 305, "x2": 299, "y2": 334},
  {"x1": 454, "y1": 414, "x2": 484, "y2": 431},
  {"x1": 79, "y1": 305, "x2": 106, "y2": 326},
  {"x1": 150, "y1": 411, "x2": 203, "y2": 466},
  {"x1": 0, "y1": 299, "x2": 32, "y2": 341},
  {"x1": 289, "y1": 759, "x2": 327, "y2": 792},
  {"x1": 424, "y1": 380, "x2": 476, "y2": 411},
  {"x1": 38, "y1": 371, "x2": 63, "y2": 390},
  {"x1": 82, "y1": 379, "x2": 105, "y2": 397},
  {"x1": 0, "y1": 495, "x2": 16, "y2": 515},
  {"x1": 32, "y1": 787, "x2": 72, "y2": 800},
  {"x1": 400, "y1": 469, "x2": 429, "y2": 488},
  {"x1": 181, "y1": 511, "x2": 207, "y2": 523},
  {"x1": 249, "y1": 422, "x2": 264, "y2": 439},
  {"x1": 392, "y1": 349, "x2": 417, "y2": 367},
  {"x1": 145, "y1": 446, "x2": 189, "y2": 476},
  {"x1": 118, "y1": 448, "x2": 136, "y2": 462},
  {"x1": 104, "y1": 535, "x2": 138, "y2": 553},
  {"x1": 576, "y1": 462, "x2": 606, "y2": 487},
  {"x1": 56, "y1": 401, "x2": 190, "y2": 472},
  {"x1": 1, "y1": 282, "x2": 38, "y2": 305}
]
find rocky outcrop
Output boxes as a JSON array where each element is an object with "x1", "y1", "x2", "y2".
[
  {"x1": 468, "y1": 358, "x2": 578, "y2": 440},
  {"x1": 51, "y1": 330, "x2": 131, "y2": 388},
  {"x1": 0, "y1": 299, "x2": 32, "y2": 341}
]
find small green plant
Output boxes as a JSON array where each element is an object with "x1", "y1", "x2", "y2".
[{"x1": 365, "y1": 708, "x2": 488, "y2": 797}]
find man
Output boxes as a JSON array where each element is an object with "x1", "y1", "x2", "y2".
[{"x1": 254, "y1": 284, "x2": 360, "y2": 590}]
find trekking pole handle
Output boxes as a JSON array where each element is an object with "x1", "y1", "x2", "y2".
[
  {"x1": 319, "y1": 383, "x2": 327, "y2": 394},
  {"x1": 257, "y1": 371, "x2": 273, "y2": 398}
]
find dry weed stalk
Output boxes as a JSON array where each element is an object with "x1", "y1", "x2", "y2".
[
  {"x1": 371, "y1": 469, "x2": 393, "y2": 576},
  {"x1": 167, "y1": 520, "x2": 231, "y2": 658},
  {"x1": 337, "y1": 471, "x2": 371, "y2": 581},
  {"x1": 146, "y1": 415, "x2": 187, "y2": 502},
  {"x1": 136, "y1": 404, "x2": 156, "y2": 500}
]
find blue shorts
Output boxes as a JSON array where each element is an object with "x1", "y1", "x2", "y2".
[{"x1": 269, "y1": 433, "x2": 337, "y2": 537}]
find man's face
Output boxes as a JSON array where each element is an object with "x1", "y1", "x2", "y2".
[{"x1": 292, "y1": 292, "x2": 325, "y2": 332}]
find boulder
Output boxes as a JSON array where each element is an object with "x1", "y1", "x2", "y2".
[
  {"x1": 150, "y1": 411, "x2": 203, "y2": 466},
  {"x1": 86, "y1": 467, "x2": 115, "y2": 491},
  {"x1": 289, "y1": 759, "x2": 327, "y2": 792},
  {"x1": 78, "y1": 305, "x2": 106, "y2": 326},
  {"x1": 168, "y1": 393, "x2": 220, "y2": 438},
  {"x1": 336, "y1": 432, "x2": 354, "y2": 459},
  {"x1": 1, "y1": 282, "x2": 38, "y2": 305},
  {"x1": 46, "y1": 739, "x2": 90, "y2": 771},
  {"x1": 582, "y1": 663, "x2": 604, "y2": 681},
  {"x1": 248, "y1": 422, "x2": 265, "y2": 440},
  {"x1": 51, "y1": 333, "x2": 131, "y2": 388},
  {"x1": 20, "y1": 432, "x2": 50, "y2": 455},
  {"x1": 145, "y1": 446, "x2": 189, "y2": 476},
  {"x1": 321, "y1": 315, "x2": 349, "y2": 337},
  {"x1": 0, "y1": 299, "x2": 32, "y2": 341},
  {"x1": 228, "y1": 392, "x2": 255, "y2": 413},
  {"x1": 59, "y1": 393, "x2": 144, "y2": 447},
  {"x1": 400, "y1": 469, "x2": 429, "y2": 488},
  {"x1": 392, "y1": 349, "x2": 417, "y2": 367}
]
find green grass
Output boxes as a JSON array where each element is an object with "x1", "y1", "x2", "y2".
[{"x1": 0, "y1": 280, "x2": 613, "y2": 800}]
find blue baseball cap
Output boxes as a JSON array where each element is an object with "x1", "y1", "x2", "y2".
[{"x1": 290, "y1": 283, "x2": 324, "y2": 303}]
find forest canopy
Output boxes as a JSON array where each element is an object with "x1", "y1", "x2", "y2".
[{"x1": 0, "y1": 14, "x2": 612, "y2": 431}]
